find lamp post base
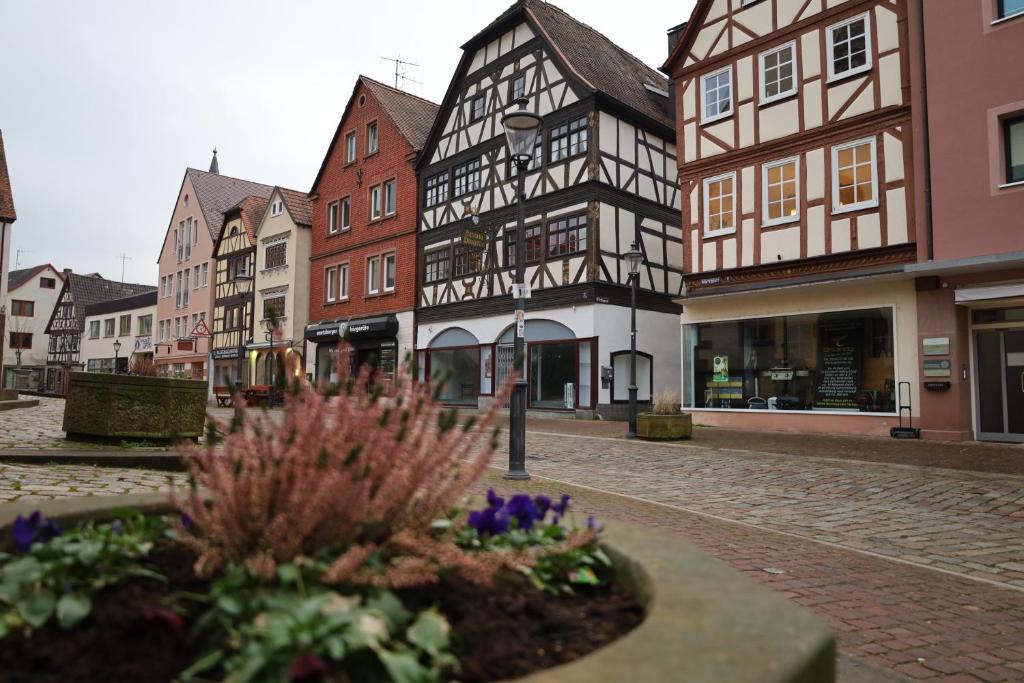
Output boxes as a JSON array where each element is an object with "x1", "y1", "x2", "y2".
[{"x1": 503, "y1": 470, "x2": 531, "y2": 480}]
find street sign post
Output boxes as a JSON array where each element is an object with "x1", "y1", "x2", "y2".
[{"x1": 511, "y1": 283, "x2": 531, "y2": 299}]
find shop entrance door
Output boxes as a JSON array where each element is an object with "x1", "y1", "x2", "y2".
[
  {"x1": 975, "y1": 330, "x2": 1024, "y2": 443},
  {"x1": 494, "y1": 344, "x2": 515, "y2": 408}
]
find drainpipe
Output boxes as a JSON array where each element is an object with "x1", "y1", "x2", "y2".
[{"x1": 916, "y1": 0, "x2": 935, "y2": 261}]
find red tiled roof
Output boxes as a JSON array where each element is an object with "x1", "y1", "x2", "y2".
[
  {"x1": 0, "y1": 130, "x2": 16, "y2": 223},
  {"x1": 360, "y1": 77, "x2": 441, "y2": 152},
  {"x1": 277, "y1": 187, "x2": 313, "y2": 227},
  {"x1": 187, "y1": 168, "x2": 275, "y2": 240}
]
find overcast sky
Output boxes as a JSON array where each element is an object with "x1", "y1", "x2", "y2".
[{"x1": 1, "y1": 0, "x2": 695, "y2": 285}]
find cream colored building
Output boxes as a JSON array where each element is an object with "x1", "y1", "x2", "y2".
[
  {"x1": 81, "y1": 291, "x2": 157, "y2": 373},
  {"x1": 3, "y1": 264, "x2": 63, "y2": 390},
  {"x1": 249, "y1": 187, "x2": 312, "y2": 383}
]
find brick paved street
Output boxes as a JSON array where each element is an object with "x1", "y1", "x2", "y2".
[
  {"x1": 0, "y1": 462, "x2": 185, "y2": 502},
  {"x1": 0, "y1": 396, "x2": 70, "y2": 449}
]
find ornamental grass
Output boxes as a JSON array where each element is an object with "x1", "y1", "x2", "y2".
[{"x1": 173, "y1": 345, "x2": 524, "y2": 588}]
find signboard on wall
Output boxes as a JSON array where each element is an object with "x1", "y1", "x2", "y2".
[{"x1": 814, "y1": 320, "x2": 864, "y2": 410}]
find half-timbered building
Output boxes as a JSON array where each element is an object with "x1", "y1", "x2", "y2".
[
  {"x1": 665, "y1": 0, "x2": 920, "y2": 436},
  {"x1": 416, "y1": 0, "x2": 684, "y2": 417},
  {"x1": 210, "y1": 197, "x2": 266, "y2": 387},
  {"x1": 43, "y1": 271, "x2": 155, "y2": 394}
]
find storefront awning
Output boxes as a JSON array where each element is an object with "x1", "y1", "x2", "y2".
[
  {"x1": 346, "y1": 315, "x2": 399, "y2": 340},
  {"x1": 954, "y1": 283, "x2": 1024, "y2": 304},
  {"x1": 304, "y1": 322, "x2": 346, "y2": 342}
]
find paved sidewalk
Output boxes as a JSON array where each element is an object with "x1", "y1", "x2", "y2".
[
  {"x1": 0, "y1": 395, "x2": 69, "y2": 449},
  {"x1": 0, "y1": 462, "x2": 185, "y2": 503}
]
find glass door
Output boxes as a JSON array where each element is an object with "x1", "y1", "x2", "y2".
[{"x1": 975, "y1": 330, "x2": 1024, "y2": 442}]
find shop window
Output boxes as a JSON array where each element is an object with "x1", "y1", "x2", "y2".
[
  {"x1": 431, "y1": 347, "x2": 480, "y2": 406},
  {"x1": 683, "y1": 307, "x2": 896, "y2": 413},
  {"x1": 529, "y1": 343, "x2": 577, "y2": 409},
  {"x1": 610, "y1": 351, "x2": 653, "y2": 403}
]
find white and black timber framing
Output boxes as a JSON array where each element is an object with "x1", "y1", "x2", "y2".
[
  {"x1": 415, "y1": 1, "x2": 684, "y2": 325},
  {"x1": 212, "y1": 209, "x2": 256, "y2": 356}
]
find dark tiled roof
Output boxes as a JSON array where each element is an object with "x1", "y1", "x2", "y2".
[
  {"x1": 49, "y1": 273, "x2": 156, "y2": 333},
  {"x1": 361, "y1": 77, "x2": 440, "y2": 152},
  {"x1": 83, "y1": 290, "x2": 157, "y2": 317},
  {"x1": 187, "y1": 168, "x2": 275, "y2": 240},
  {"x1": 466, "y1": 0, "x2": 672, "y2": 130},
  {"x1": 277, "y1": 187, "x2": 313, "y2": 227},
  {"x1": 0, "y1": 130, "x2": 16, "y2": 222},
  {"x1": 229, "y1": 195, "x2": 270, "y2": 241},
  {"x1": 7, "y1": 264, "x2": 61, "y2": 291},
  {"x1": 525, "y1": 0, "x2": 672, "y2": 129}
]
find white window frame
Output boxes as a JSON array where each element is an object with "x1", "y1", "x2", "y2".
[
  {"x1": 370, "y1": 185, "x2": 382, "y2": 220},
  {"x1": 831, "y1": 137, "x2": 879, "y2": 214},
  {"x1": 201, "y1": 263, "x2": 209, "y2": 287},
  {"x1": 383, "y1": 253, "x2": 396, "y2": 292},
  {"x1": 345, "y1": 132, "x2": 357, "y2": 163},
  {"x1": 366, "y1": 121, "x2": 379, "y2": 154},
  {"x1": 270, "y1": 200, "x2": 283, "y2": 217},
  {"x1": 384, "y1": 179, "x2": 397, "y2": 216},
  {"x1": 826, "y1": 12, "x2": 872, "y2": 83},
  {"x1": 328, "y1": 200, "x2": 339, "y2": 234},
  {"x1": 762, "y1": 157, "x2": 801, "y2": 227},
  {"x1": 367, "y1": 256, "x2": 381, "y2": 295},
  {"x1": 759, "y1": 41, "x2": 798, "y2": 105},
  {"x1": 325, "y1": 267, "x2": 337, "y2": 303},
  {"x1": 341, "y1": 196, "x2": 351, "y2": 231},
  {"x1": 702, "y1": 171, "x2": 738, "y2": 237},
  {"x1": 700, "y1": 65, "x2": 733, "y2": 125},
  {"x1": 338, "y1": 263, "x2": 349, "y2": 301}
]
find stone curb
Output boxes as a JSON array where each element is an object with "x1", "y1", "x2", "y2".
[{"x1": 0, "y1": 450, "x2": 188, "y2": 471}]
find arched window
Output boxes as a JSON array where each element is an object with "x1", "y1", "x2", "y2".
[{"x1": 610, "y1": 351, "x2": 653, "y2": 403}]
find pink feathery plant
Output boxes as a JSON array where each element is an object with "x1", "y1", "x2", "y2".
[{"x1": 172, "y1": 345, "x2": 519, "y2": 587}]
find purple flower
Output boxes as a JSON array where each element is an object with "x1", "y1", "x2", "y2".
[
  {"x1": 586, "y1": 515, "x2": 604, "y2": 532},
  {"x1": 533, "y1": 495, "x2": 552, "y2": 519},
  {"x1": 110, "y1": 519, "x2": 125, "y2": 536},
  {"x1": 11, "y1": 511, "x2": 61, "y2": 552},
  {"x1": 180, "y1": 513, "x2": 195, "y2": 530},
  {"x1": 551, "y1": 494, "x2": 571, "y2": 516},
  {"x1": 507, "y1": 494, "x2": 540, "y2": 531},
  {"x1": 468, "y1": 505, "x2": 510, "y2": 536},
  {"x1": 486, "y1": 489, "x2": 505, "y2": 509}
]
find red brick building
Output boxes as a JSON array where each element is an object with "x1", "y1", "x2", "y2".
[{"x1": 306, "y1": 77, "x2": 438, "y2": 384}]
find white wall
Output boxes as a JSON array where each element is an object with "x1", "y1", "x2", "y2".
[
  {"x1": 81, "y1": 303, "x2": 156, "y2": 370},
  {"x1": 3, "y1": 266, "x2": 63, "y2": 369}
]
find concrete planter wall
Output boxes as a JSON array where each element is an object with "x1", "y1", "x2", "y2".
[
  {"x1": 636, "y1": 412, "x2": 693, "y2": 440},
  {"x1": 62, "y1": 372, "x2": 207, "y2": 441},
  {"x1": 0, "y1": 494, "x2": 834, "y2": 683}
]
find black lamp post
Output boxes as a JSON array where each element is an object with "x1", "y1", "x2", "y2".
[
  {"x1": 112, "y1": 339, "x2": 122, "y2": 374},
  {"x1": 500, "y1": 97, "x2": 542, "y2": 481},
  {"x1": 233, "y1": 274, "x2": 253, "y2": 394},
  {"x1": 624, "y1": 242, "x2": 643, "y2": 438},
  {"x1": 265, "y1": 318, "x2": 275, "y2": 408}
]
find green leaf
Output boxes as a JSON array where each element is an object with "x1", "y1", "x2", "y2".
[
  {"x1": 216, "y1": 594, "x2": 243, "y2": 616},
  {"x1": 325, "y1": 635, "x2": 346, "y2": 661},
  {"x1": 17, "y1": 589, "x2": 56, "y2": 628},
  {"x1": 56, "y1": 593, "x2": 92, "y2": 628},
  {"x1": 406, "y1": 609, "x2": 450, "y2": 657},
  {"x1": 0, "y1": 615, "x2": 8, "y2": 639},
  {"x1": 592, "y1": 548, "x2": 612, "y2": 566},
  {"x1": 179, "y1": 648, "x2": 224, "y2": 681},
  {"x1": 366, "y1": 590, "x2": 410, "y2": 630},
  {"x1": 1, "y1": 556, "x2": 43, "y2": 584},
  {"x1": 378, "y1": 649, "x2": 429, "y2": 683},
  {"x1": 569, "y1": 566, "x2": 600, "y2": 585},
  {"x1": 75, "y1": 539, "x2": 104, "y2": 564},
  {"x1": 276, "y1": 563, "x2": 300, "y2": 585}
]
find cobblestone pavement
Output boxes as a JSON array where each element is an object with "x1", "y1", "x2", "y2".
[
  {"x1": 0, "y1": 462, "x2": 185, "y2": 502},
  {"x1": 0, "y1": 396, "x2": 69, "y2": 449}
]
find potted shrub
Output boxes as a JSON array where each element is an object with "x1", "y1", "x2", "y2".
[
  {"x1": 0, "y1": 349, "x2": 833, "y2": 682},
  {"x1": 636, "y1": 390, "x2": 692, "y2": 440}
]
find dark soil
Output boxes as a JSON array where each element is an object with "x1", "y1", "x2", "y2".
[
  {"x1": 399, "y1": 575, "x2": 644, "y2": 683},
  {"x1": 0, "y1": 541, "x2": 644, "y2": 682},
  {"x1": 0, "y1": 539, "x2": 209, "y2": 683}
]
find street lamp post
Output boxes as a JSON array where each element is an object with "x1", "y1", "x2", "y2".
[
  {"x1": 624, "y1": 242, "x2": 643, "y2": 438},
  {"x1": 232, "y1": 274, "x2": 254, "y2": 409},
  {"x1": 500, "y1": 97, "x2": 542, "y2": 481},
  {"x1": 265, "y1": 319, "x2": 275, "y2": 408},
  {"x1": 112, "y1": 339, "x2": 122, "y2": 374}
]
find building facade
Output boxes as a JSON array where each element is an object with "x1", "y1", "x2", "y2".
[
  {"x1": 0, "y1": 131, "x2": 17, "y2": 387},
  {"x1": 415, "y1": 0, "x2": 684, "y2": 417},
  {"x1": 155, "y1": 156, "x2": 273, "y2": 379},
  {"x1": 251, "y1": 187, "x2": 312, "y2": 386},
  {"x1": 44, "y1": 271, "x2": 155, "y2": 393},
  {"x1": 210, "y1": 197, "x2": 264, "y2": 387},
  {"x1": 3, "y1": 264, "x2": 63, "y2": 390},
  {"x1": 306, "y1": 77, "x2": 438, "y2": 385},
  {"x1": 665, "y1": 0, "x2": 919, "y2": 436},
  {"x1": 80, "y1": 291, "x2": 157, "y2": 373},
  {"x1": 906, "y1": 0, "x2": 1024, "y2": 441}
]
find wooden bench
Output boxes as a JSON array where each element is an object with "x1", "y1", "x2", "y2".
[
  {"x1": 213, "y1": 385, "x2": 233, "y2": 407},
  {"x1": 243, "y1": 385, "x2": 271, "y2": 407}
]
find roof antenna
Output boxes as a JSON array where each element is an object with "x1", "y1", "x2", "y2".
[
  {"x1": 209, "y1": 147, "x2": 220, "y2": 175},
  {"x1": 116, "y1": 253, "x2": 132, "y2": 283},
  {"x1": 380, "y1": 55, "x2": 421, "y2": 89},
  {"x1": 15, "y1": 248, "x2": 30, "y2": 269}
]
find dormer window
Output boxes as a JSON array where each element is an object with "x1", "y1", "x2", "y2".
[
  {"x1": 270, "y1": 200, "x2": 284, "y2": 217},
  {"x1": 700, "y1": 66, "x2": 732, "y2": 124}
]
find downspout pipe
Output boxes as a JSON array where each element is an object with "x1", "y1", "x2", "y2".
[{"x1": 916, "y1": 0, "x2": 935, "y2": 261}]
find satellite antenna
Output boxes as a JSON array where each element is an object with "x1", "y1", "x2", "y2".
[
  {"x1": 380, "y1": 55, "x2": 422, "y2": 89},
  {"x1": 117, "y1": 253, "x2": 132, "y2": 282}
]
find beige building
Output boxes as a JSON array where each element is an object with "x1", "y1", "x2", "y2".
[
  {"x1": 3, "y1": 264, "x2": 64, "y2": 390},
  {"x1": 250, "y1": 187, "x2": 312, "y2": 384}
]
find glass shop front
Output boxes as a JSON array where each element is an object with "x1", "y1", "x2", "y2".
[{"x1": 683, "y1": 307, "x2": 896, "y2": 413}]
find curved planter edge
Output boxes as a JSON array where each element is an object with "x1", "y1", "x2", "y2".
[{"x1": 0, "y1": 496, "x2": 834, "y2": 683}]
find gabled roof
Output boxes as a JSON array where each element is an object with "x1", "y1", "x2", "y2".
[
  {"x1": 213, "y1": 195, "x2": 267, "y2": 257},
  {"x1": 277, "y1": 187, "x2": 313, "y2": 227},
  {"x1": 309, "y1": 76, "x2": 440, "y2": 195},
  {"x1": 46, "y1": 272, "x2": 156, "y2": 334},
  {"x1": 0, "y1": 130, "x2": 16, "y2": 223},
  {"x1": 83, "y1": 290, "x2": 157, "y2": 317},
  {"x1": 7, "y1": 264, "x2": 62, "y2": 292},
  {"x1": 185, "y1": 168, "x2": 275, "y2": 241}
]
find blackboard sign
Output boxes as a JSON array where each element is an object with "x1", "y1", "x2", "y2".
[{"x1": 814, "y1": 320, "x2": 863, "y2": 410}]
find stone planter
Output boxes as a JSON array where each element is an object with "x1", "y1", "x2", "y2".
[
  {"x1": 636, "y1": 412, "x2": 692, "y2": 440},
  {"x1": 62, "y1": 372, "x2": 207, "y2": 442},
  {"x1": 0, "y1": 495, "x2": 834, "y2": 683}
]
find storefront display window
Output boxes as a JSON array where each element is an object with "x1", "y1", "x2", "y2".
[
  {"x1": 316, "y1": 344, "x2": 340, "y2": 385},
  {"x1": 530, "y1": 342, "x2": 576, "y2": 409},
  {"x1": 432, "y1": 347, "x2": 480, "y2": 406},
  {"x1": 683, "y1": 307, "x2": 895, "y2": 413}
]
